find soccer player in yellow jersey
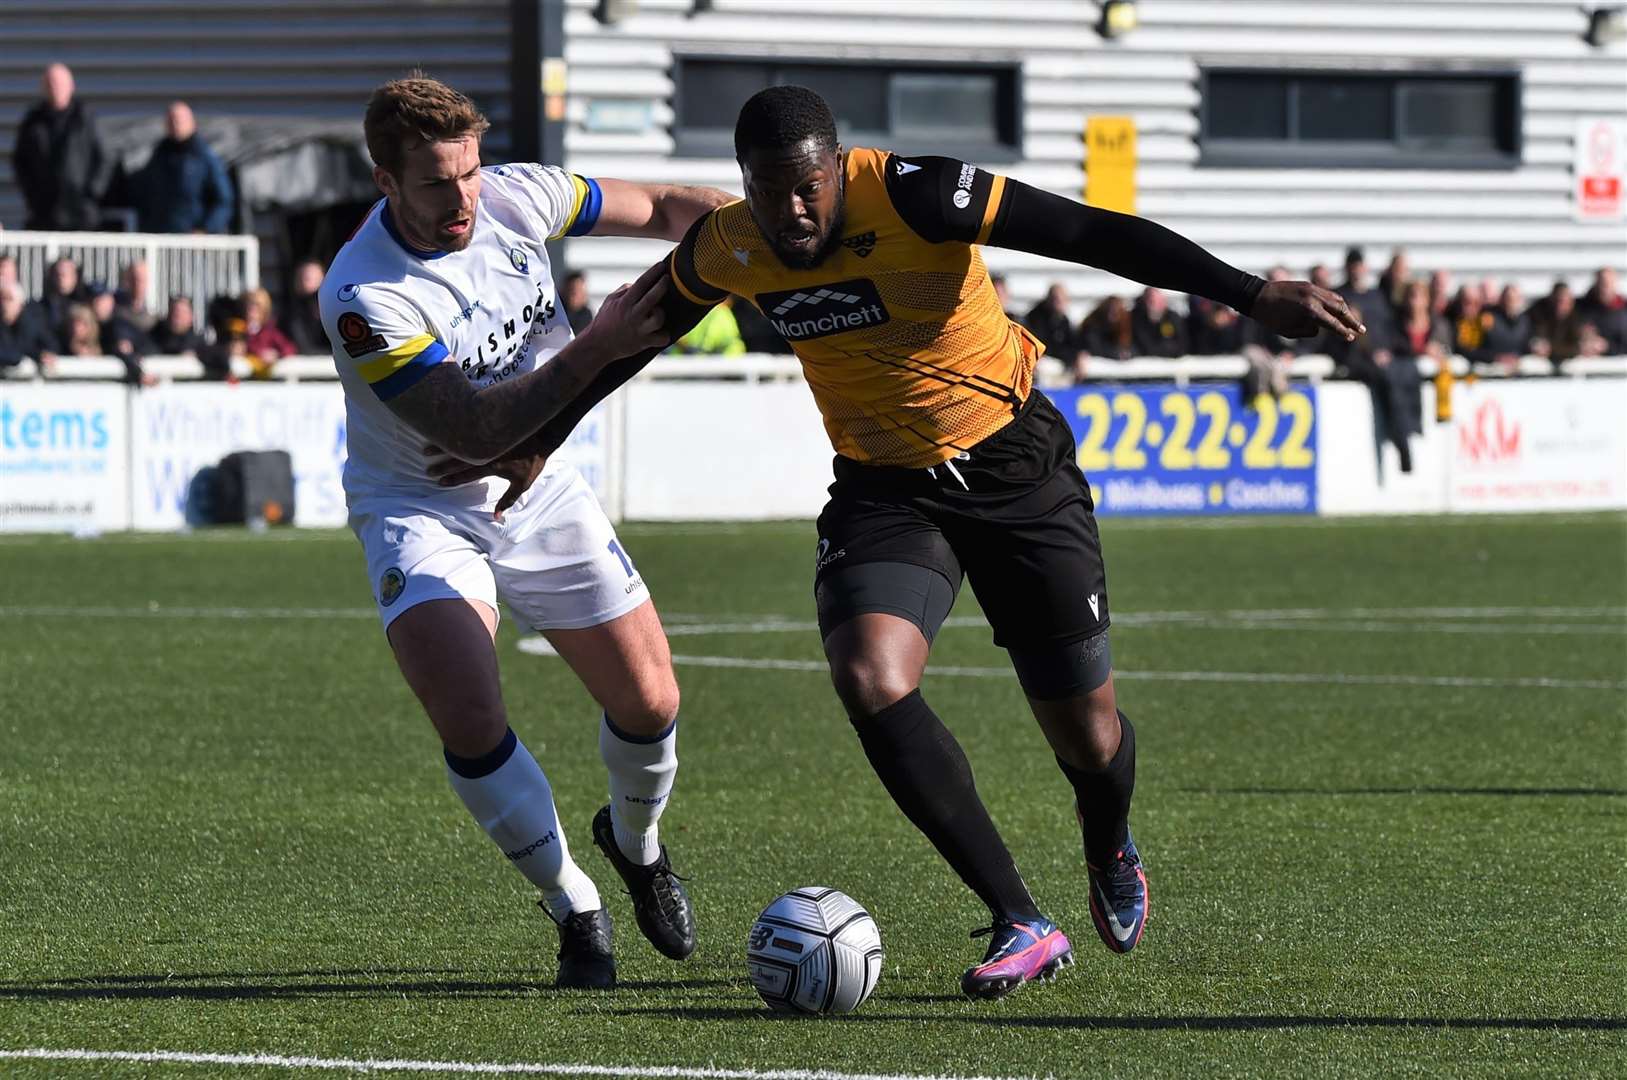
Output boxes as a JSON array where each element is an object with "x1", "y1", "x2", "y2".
[{"x1": 476, "y1": 86, "x2": 1364, "y2": 1000}]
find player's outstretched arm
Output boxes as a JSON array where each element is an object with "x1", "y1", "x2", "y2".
[
  {"x1": 987, "y1": 181, "x2": 1363, "y2": 343},
  {"x1": 590, "y1": 179, "x2": 735, "y2": 241},
  {"x1": 387, "y1": 264, "x2": 669, "y2": 465}
]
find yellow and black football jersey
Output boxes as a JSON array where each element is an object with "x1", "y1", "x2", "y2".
[{"x1": 667, "y1": 147, "x2": 1042, "y2": 469}]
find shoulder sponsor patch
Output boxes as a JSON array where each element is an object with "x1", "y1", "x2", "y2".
[{"x1": 337, "y1": 312, "x2": 387, "y2": 358}]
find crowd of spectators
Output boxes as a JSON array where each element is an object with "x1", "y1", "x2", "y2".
[
  {"x1": 0, "y1": 251, "x2": 326, "y2": 384},
  {"x1": 10, "y1": 63, "x2": 237, "y2": 235}
]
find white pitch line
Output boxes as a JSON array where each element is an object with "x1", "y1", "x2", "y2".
[
  {"x1": 652, "y1": 652, "x2": 1626, "y2": 692},
  {"x1": 658, "y1": 616, "x2": 1625, "y2": 638},
  {"x1": 0, "y1": 605, "x2": 375, "y2": 620},
  {"x1": 0, "y1": 1049, "x2": 1047, "y2": 1080}
]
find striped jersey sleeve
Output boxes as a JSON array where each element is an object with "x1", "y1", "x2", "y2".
[
  {"x1": 321, "y1": 287, "x2": 449, "y2": 402},
  {"x1": 482, "y1": 163, "x2": 603, "y2": 242}
]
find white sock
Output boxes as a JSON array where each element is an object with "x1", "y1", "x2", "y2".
[
  {"x1": 445, "y1": 727, "x2": 600, "y2": 922},
  {"x1": 599, "y1": 712, "x2": 678, "y2": 867}
]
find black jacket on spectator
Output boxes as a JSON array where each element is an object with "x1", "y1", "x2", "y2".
[
  {"x1": 133, "y1": 135, "x2": 234, "y2": 233},
  {"x1": 1483, "y1": 309, "x2": 1533, "y2": 360},
  {"x1": 565, "y1": 303, "x2": 594, "y2": 336},
  {"x1": 285, "y1": 294, "x2": 327, "y2": 354},
  {"x1": 1023, "y1": 301, "x2": 1079, "y2": 364},
  {"x1": 1579, "y1": 290, "x2": 1627, "y2": 353},
  {"x1": 1242, "y1": 314, "x2": 1302, "y2": 357},
  {"x1": 1130, "y1": 303, "x2": 1187, "y2": 358},
  {"x1": 11, "y1": 99, "x2": 104, "y2": 230},
  {"x1": 1, "y1": 301, "x2": 62, "y2": 365},
  {"x1": 151, "y1": 322, "x2": 205, "y2": 356},
  {"x1": 1187, "y1": 297, "x2": 1246, "y2": 355},
  {"x1": 1333, "y1": 283, "x2": 1398, "y2": 363},
  {"x1": 1529, "y1": 301, "x2": 1584, "y2": 364},
  {"x1": 39, "y1": 286, "x2": 89, "y2": 344},
  {"x1": 1394, "y1": 315, "x2": 1452, "y2": 361}
]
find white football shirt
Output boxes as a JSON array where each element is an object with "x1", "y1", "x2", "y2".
[{"x1": 319, "y1": 163, "x2": 604, "y2": 504}]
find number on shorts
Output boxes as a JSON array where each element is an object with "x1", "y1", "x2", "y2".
[{"x1": 607, "y1": 539, "x2": 635, "y2": 577}]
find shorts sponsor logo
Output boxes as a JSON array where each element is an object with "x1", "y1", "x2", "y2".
[
  {"x1": 337, "y1": 312, "x2": 387, "y2": 358},
  {"x1": 378, "y1": 567, "x2": 406, "y2": 607},
  {"x1": 756, "y1": 278, "x2": 889, "y2": 342},
  {"x1": 815, "y1": 537, "x2": 847, "y2": 571},
  {"x1": 337, "y1": 283, "x2": 360, "y2": 302}
]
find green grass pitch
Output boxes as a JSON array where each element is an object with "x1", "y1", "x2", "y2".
[{"x1": 1, "y1": 513, "x2": 1623, "y2": 1079}]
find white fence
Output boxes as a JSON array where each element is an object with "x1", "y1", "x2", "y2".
[
  {"x1": 0, "y1": 230, "x2": 259, "y2": 318},
  {"x1": 3, "y1": 359, "x2": 1623, "y2": 533}
]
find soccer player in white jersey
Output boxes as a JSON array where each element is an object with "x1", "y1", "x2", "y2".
[{"x1": 319, "y1": 77, "x2": 731, "y2": 989}]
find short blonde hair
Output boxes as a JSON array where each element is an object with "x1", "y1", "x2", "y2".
[{"x1": 364, "y1": 74, "x2": 490, "y2": 176}]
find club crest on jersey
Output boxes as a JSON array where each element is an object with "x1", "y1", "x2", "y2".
[
  {"x1": 337, "y1": 283, "x2": 359, "y2": 302},
  {"x1": 756, "y1": 278, "x2": 890, "y2": 342},
  {"x1": 840, "y1": 232, "x2": 876, "y2": 258},
  {"x1": 378, "y1": 567, "x2": 406, "y2": 608},
  {"x1": 509, "y1": 247, "x2": 529, "y2": 274}
]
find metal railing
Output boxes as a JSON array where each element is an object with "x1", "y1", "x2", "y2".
[
  {"x1": 0, "y1": 230, "x2": 259, "y2": 319},
  {"x1": 6, "y1": 353, "x2": 1625, "y2": 384}
]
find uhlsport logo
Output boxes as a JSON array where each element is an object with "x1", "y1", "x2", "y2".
[{"x1": 755, "y1": 278, "x2": 889, "y2": 342}]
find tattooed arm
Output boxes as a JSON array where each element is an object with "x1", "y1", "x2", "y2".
[{"x1": 386, "y1": 265, "x2": 667, "y2": 465}]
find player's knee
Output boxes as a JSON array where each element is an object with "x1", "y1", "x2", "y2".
[
  {"x1": 606, "y1": 669, "x2": 681, "y2": 736},
  {"x1": 829, "y1": 655, "x2": 917, "y2": 719},
  {"x1": 435, "y1": 707, "x2": 511, "y2": 761}
]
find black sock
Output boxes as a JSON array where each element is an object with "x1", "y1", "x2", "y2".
[
  {"x1": 852, "y1": 690, "x2": 1042, "y2": 924},
  {"x1": 1057, "y1": 711, "x2": 1136, "y2": 865}
]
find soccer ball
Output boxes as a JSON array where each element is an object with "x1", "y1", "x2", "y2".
[{"x1": 745, "y1": 887, "x2": 884, "y2": 1014}]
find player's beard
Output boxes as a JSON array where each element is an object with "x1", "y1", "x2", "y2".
[
  {"x1": 400, "y1": 198, "x2": 477, "y2": 254},
  {"x1": 773, "y1": 204, "x2": 846, "y2": 271}
]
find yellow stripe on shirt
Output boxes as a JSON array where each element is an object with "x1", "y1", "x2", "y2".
[{"x1": 357, "y1": 333, "x2": 439, "y2": 384}]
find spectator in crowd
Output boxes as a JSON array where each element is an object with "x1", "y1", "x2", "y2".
[
  {"x1": 1023, "y1": 283, "x2": 1080, "y2": 369},
  {"x1": 1188, "y1": 294, "x2": 1245, "y2": 355},
  {"x1": 11, "y1": 63, "x2": 104, "y2": 231},
  {"x1": 1395, "y1": 279, "x2": 1451, "y2": 363},
  {"x1": 1130, "y1": 287, "x2": 1186, "y2": 357},
  {"x1": 0, "y1": 255, "x2": 18, "y2": 292},
  {"x1": 1080, "y1": 295, "x2": 1134, "y2": 363},
  {"x1": 90, "y1": 282, "x2": 153, "y2": 385},
  {"x1": 990, "y1": 273, "x2": 1019, "y2": 322},
  {"x1": 1308, "y1": 263, "x2": 1333, "y2": 291},
  {"x1": 1241, "y1": 267, "x2": 1301, "y2": 400},
  {"x1": 734, "y1": 297, "x2": 792, "y2": 354},
  {"x1": 242, "y1": 286, "x2": 297, "y2": 374},
  {"x1": 150, "y1": 294, "x2": 205, "y2": 356},
  {"x1": 1448, "y1": 286, "x2": 1496, "y2": 368},
  {"x1": 285, "y1": 259, "x2": 327, "y2": 354},
  {"x1": 675, "y1": 295, "x2": 747, "y2": 356},
  {"x1": 1580, "y1": 267, "x2": 1627, "y2": 354},
  {"x1": 115, "y1": 260, "x2": 156, "y2": 333},
  {"x1": 1482, "y1": 285, "x2": 1532, "y2": 370},
  {"x1": 1528, "y1": 281, "x2": 1595, "y2": 370},
  {"x1": 132, "y1": 101, "x2": 234, "y2": 234},
  {"x1": 560, "y1": 270, "x2": 594, "y2": 334},
  {"x1": 198, "y1": 294, "x2": 247, "y2": 380},
  {"x1": 1430, "y1": 269, "x2": 1455, "y2": 319},
  {"x1": 1378, "y1": 248, "x2": 1411, "y2": 313},
  {"x1": 39, "y1": 256, "x2": 89, "y2": 341},
  {"x1": 1, "y1": 282, "x2": 61, "y2": 369},
  {"x1": 1335, "y1": 249, "x2": 1413, "y2": 472},
  {"x1": 61, "y1": 303, "x2": 103, "y2": 358}
]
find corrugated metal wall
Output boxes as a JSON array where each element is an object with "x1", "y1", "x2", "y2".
[
  {"x1": 559, "y1": 0, "x2": 1627, "y2": 318},
  {"x1": 0, "y1": 0, "x2": 511, "y2": 229}
]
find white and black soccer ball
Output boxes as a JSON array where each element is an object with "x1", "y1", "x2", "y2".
[{"x1": 745, "y1": 887, "x2": 884, "y2": 1015}]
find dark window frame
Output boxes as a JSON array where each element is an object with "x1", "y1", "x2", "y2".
[
  {"x1": 671, "y1": 55, "x2": 1024, "y2": 162},
  {"x1": 1198, "y1": 67, "x2": 1523, "y2": 170}
]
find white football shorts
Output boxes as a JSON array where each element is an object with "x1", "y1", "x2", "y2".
[{"x1": 348, "y1": 465, "x2": 649, "y2": 634}]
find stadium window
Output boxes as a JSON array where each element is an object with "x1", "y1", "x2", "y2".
[
  {"x1": 1198, "y1": 69, "x2": 1521, "y2": 169},
  {"x1": 672, "y1": 57, "x2": 1022, "y2": 161}
]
